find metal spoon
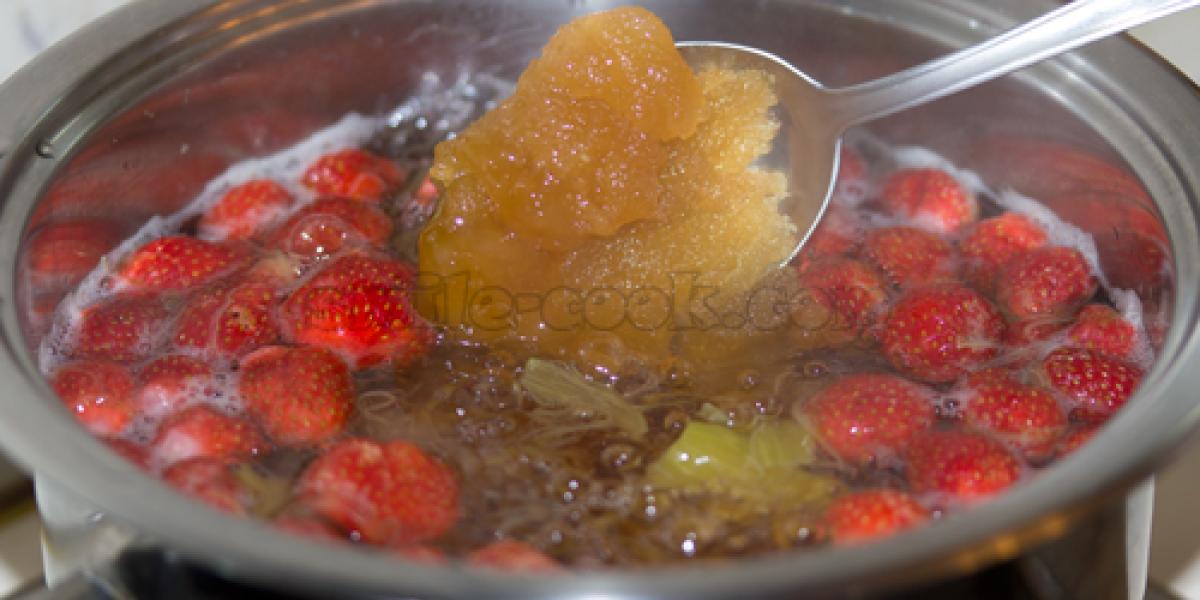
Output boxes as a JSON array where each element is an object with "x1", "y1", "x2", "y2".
[{"x1": 677, "y1": 0, "x2": 1199, "y2": 266}]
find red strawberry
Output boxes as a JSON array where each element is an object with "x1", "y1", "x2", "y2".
[
  {"x1": 1040, "y1": 348, "x2": 1142, "y2": 423},
  {"x1": 959, "y1": 213, "x2": 1047, "y2": 292},
  {"x1": 800, "y1": 373, "x2": 935, "y2": 464},
  {"x1": 879, "y1": 285, "x2": 1005, "y2": 383},
  {"x1": 1058, "y1": 424, "x2": 1100, "y2": 456},
  {"x1": 297, "y1": 438, "x2": 459, "y2": 545},
  {"x1": 995, "y1": 246, "x2": 1096, "y2": 320},
  {"x1": 302, "y1": 149, "x2": 404, "y2": 203},
  {"x1": 137, "y1": 354, "x2": 213, "y2": 417},
  {"x1": 961, "y1": 372, "x2": 1067, "y2": 459},
  {"x1": 198, "y1": 179, "x2": 294, "y2": 241},
  {"x1": 268, "y1": 197, "x2": 394, "y2": 259},
  {"x1": 50, "y1": 360, "x2": 137, "y2": 436},
  {"x1": 795, "y1": 257, "x2": 888, "y2": 343},
  {"x1": 173, "y1": 282, "x2": 279, "y2": 359},
  {"x1": 26, "y1": 219, "x2": 125, "y2": 280},
  {"x1": 74, "y1": 295, "x2": 170, "y2": 362},
  {"x1": 1066, "y1": 304, "x2": 1136, "y2": 359},
  {"x1": 162, "y1": 457, "x2": 248, "y2": 515},
  {"x1": 151, "y1": 405, "x2": 266, "y2": 467},
  {"x1": 116, "y1": 236, "x2": 250, "y2": 293},
  {"x1": 238, "y1": 346, "x2": 354, "y2": 445},
  {"x1": 273, "y1": 515, "x2": 347, "y2": 543},
  {"x1": 878, "y1": 168, "x2": 977, "y2": 232},
  {"x1": 467, "y1": 541, "x2": 561, "y2": 572},
  {"x1": 104, "y1": 437, "x2": 150, "y2": 470},
  {"x1": 904, "y1": 430, "x2": 1023, "y2": 500},
  {"x1": 861, "y1": 227, "x2": 955, "y2": 288},
  {"x1": 281, "y1": 254, "x2": 428, "y2": 368},
  {"x1": 824, "y1": 489, "x2": 930, "y2": 544}
]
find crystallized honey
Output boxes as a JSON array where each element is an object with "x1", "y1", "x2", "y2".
[{"x1": 419, "y1": 6, "x2": 794, "y2": 365}]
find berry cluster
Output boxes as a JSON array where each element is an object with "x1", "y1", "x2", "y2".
[
  {"x1": 42, "y1": 149, "x2": 542, "y2": 566},
  {"x1": 796, "y1": 155, "x2": 1146, "y2": 543}
]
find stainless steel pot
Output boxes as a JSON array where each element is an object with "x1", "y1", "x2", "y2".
[{"x1": 0, "y1": 1, "x2": 1198, "y2": 598}]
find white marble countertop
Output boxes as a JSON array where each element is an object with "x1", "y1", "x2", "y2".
[{"x1": 0, "y1": 1, "x2": 1199, "y2": 598}]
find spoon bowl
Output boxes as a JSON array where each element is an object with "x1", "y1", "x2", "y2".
[
  {"x1": 679, "y1": 0, "x2": 1199, "y2": 265},
  {"x1": 676, "y1": 42, "x2": 843, "y2": 265}
]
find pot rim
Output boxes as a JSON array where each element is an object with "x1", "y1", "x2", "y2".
[{"x1": 1, "y1": 1, "x2": 1199, "y2": 598}]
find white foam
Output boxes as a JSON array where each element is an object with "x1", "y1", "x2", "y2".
[
  {"x1": 126, "y1": 370, "x2": 243, "y2": 448},
  {"x1": 1108, "y1": 287, "x2": 1156, "y2": 368},
  {"x1": 888, "y1": 145, "x2": 991, "y2": 198}
]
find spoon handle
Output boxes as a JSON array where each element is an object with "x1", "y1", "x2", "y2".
[{"x1": 825, "y1": 0, "x2": 1199, "y2": 129}]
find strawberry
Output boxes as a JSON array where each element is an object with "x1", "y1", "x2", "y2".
[
  {"x1": 198, "y1": 179, "x2": 294, "y2": 241},
  {"x1": 878, "y1": 168, "x2": 977, "y2": 232},
  {"x1": 74, "y1": 295, "x2": 170, "y2": 362},
  {"x1": 879, "y1": 285, "x2": 1005, "y2": 383},
  {"x1": 162, "y1": 457, "x2": 248, "y2": 515},
  {"x1": 103, "y1": 437, "x2": 150, "y2": 470},
  {"x1": 861, "y1": 227, "x2": 955, "y2": 288},
  {"x1": 238, "y1": 346, "x2": 354, "y2": 445},
  {"x1": 150, "y1": 405, "x2": 266, "y2": 467},
  {"x1": 173, "y1": 282, "x2": 279, "y2": 359},
  {"x1": 137, "y1": 354, "x2": 213, "y2": 417},
  {"x1": 961, "y1": 371, "x2": 1067, "y2": 459},
  {"x1": 116, "y1": 236, "x2": 250, "y2": 293},
  {"x1": 959, "y1": 213, "x2": 1047, "y2": 293},
  {"x1": 297, "y1": 438, "x2": 459, "y2": 545},
  {"x1": 1039, "y1": 347, "x2": 1142, "y2": 423},
  {"x1": 50, "y1": 360, "x2": 137, "y2": 436},
  {"x1": 268, "y1": 197, "x2": 394, "y2": 259},
  {"x1": 824, "y1": 489, "x2": 930, "y2": 543},
  {"x1": 466, "y1": 541, "x2": 561, "y2": 572},
  {"x1": 301, "y1": 149, "x2": 404, "y2": 203},
  {"x1": 800, "y1": 373, "x2": 935, "y2": 464},
  {"x1": 1066, "y1": 304, "x2": 1137, "y2": 359},
  {"x1": 280, "y1": 254, "x2": 428, "y2": 368},
  {"x1": 995, "y1": 246, "x2": 1096, "y2": 320},
  {"x1": 904, "y1": 430, "x2": 1023, "y2": 500},
  {"x1": 1058, "y1": 424, "x2": 1100, "y2": 456},
  {"x1": 26, "y1": 219, "x2": 125, "y2": 280},
  {"x1": 795, "y1": 257, "x2": 888, "y2": 342}
]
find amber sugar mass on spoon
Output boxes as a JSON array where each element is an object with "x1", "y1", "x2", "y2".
[{"x1": 419, "y1": 6, "x2": 798, "y2": 368}]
